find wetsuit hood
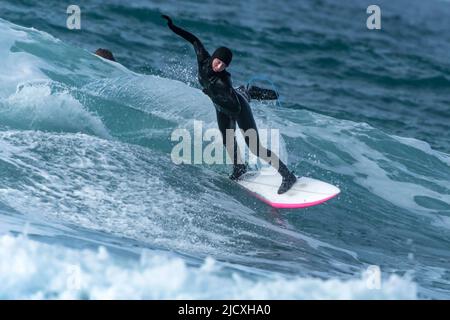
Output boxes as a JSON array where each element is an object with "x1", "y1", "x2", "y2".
[{"x1": 212, "y1": 47, "x2": 233, "y2": 66}]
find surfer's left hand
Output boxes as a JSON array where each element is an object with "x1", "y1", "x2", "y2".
[{"x1": 161, "y1": 15, "x2": 173, "y2": 26}]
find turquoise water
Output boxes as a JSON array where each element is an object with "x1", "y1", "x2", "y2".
[{"x1": 0, "y1": 0, "x2": 449, "y2": 299}]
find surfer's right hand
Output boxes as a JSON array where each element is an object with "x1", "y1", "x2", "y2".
[{"x1": 161, "y1": 15, "x2": 173, "y2": 26}]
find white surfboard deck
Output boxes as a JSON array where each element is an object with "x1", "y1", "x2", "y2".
[{"x1": 236, "y1": 167, "x2": 340, "y2": 209}]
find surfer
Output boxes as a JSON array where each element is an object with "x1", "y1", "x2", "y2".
[{"x1": 162, "y1": 15, "x2": 297, "y2": 194}]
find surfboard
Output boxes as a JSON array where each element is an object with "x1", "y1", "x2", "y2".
[{"x1": 236, "y1": 167, "x2": 340, "y2": 209}]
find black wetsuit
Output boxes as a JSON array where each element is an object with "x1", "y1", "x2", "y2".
[{"x1": 164, "y1": 17, "x2": 296, "y2": 193}]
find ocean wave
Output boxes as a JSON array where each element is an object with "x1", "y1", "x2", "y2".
[
  {"x1": 0, "y1": 13, "x2": 449, "y2": 299},
  {"x1": 0, "y1": 82, "x2": 110, "y2": 137}
]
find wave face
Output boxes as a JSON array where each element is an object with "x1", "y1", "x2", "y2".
[{"x1": 0, "y1": 0, "x2": 449, "y2": 299}]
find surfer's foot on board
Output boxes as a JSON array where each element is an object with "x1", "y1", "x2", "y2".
[
  {"x1": 277, "y1": 170, "x2": 297, "y2": 194},
  {"x1": 229, "y1": 163, "x2": 248, "y2": 181}
]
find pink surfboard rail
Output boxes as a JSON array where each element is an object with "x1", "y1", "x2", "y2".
[{"x1": 253, "y1": 192, "x2": 339, "y2": 209}]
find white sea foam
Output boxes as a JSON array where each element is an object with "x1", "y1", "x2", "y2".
[
  {"x1": 0, "y1": 234, "x2": 417, "y2": 299},
  {"x1": 1, "y1": 83, "x2": 110, "y2": 138}
]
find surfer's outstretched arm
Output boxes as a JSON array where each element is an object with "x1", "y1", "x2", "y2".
[{"x1": 162, "y1": 15, "x2": 210, "y2": 63}]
